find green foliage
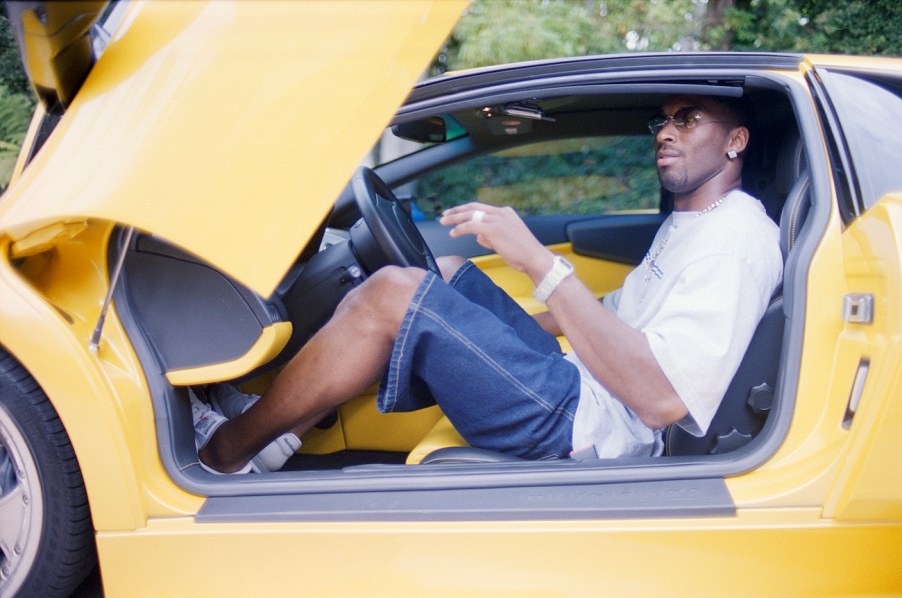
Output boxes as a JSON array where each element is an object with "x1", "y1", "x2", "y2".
[
  {"x1": 437, "y1": 0, "x2": 706, "y2": 73},
  {"x1": 0, "y1": 83, "x2": 33, "y2": 189},
  {"x1": 719, "y1": 0, "x2": 810, "y2": 51},
  {"x1": 706, "y1": 0, "x2": 902, "y2": 55},
  {"x1": 414, "y1": 136, "x2": 660, "y2": 218},
  {"x1": 799, "y1": 0, "x2": 902, "y2": 56},
  {"x1": 434, "y1": 0, "x2": 902, "y2": 75},
  {"x1": 0, "y1": 13, "x2": 31, "y2": 98},
  {"x1": 0, "y1": 13, "x2": 34, "y2": 190},
  {"x1": 0, "y1": 84, "x2": 31, "y2": 142}
]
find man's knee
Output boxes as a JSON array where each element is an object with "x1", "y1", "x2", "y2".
[
  {"x1": 366, "y1": 265, "x2": 428, "y2": 295},
  {"x1": 335, "y1": 266, "x2": 426, "y2": 322}
]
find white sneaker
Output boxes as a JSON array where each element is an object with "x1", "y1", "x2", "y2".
[
  {"x1": 207, "y1": 384, "x2": 302, "y2": 473},
  {"x1": 189, "y1": 389, "x2": 252, "y2": 474}
]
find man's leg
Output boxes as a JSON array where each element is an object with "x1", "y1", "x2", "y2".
[
  {"x1": 376, "y1": 262, "x2": 580, "y2": 459},
  {"x1": 445, "y1": 259, "x2": 562, "y2": 356},
  {"x1": 199, "y1": 266, "x2": 427, "y2": 473}
]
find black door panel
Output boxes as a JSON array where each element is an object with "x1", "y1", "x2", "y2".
[
  {"x1": 568, "y1": 213, "x2": 666, "y2": 265},
  {"x1": 418, "y1": 212, "x2": 663, "y2": 264}
]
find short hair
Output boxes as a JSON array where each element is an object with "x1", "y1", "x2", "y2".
[{"x1": 715, "y1": 95, "x2": 751, "y2": 129}]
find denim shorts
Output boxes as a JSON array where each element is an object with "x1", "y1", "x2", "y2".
[{"x1": 377, "y1": 261, "x2": 580, "y2": 459}]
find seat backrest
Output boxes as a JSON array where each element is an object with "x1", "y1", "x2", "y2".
[
  {"x1": 665, "y1": 295, "x2": 784, "y2": 455},
  {"x1": 665, "y1": 129, "x2": 810, "y2": 456}
]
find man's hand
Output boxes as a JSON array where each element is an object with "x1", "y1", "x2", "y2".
[{"x1": 439, "y1": 202, "x2": 552, "y2": 282}]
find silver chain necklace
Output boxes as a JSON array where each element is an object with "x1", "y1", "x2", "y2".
[{"x1": 643, "y1": 194, "x2": 729, "y2": 283}]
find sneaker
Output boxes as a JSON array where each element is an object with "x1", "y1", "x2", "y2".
[
  {"x1": 189, "y1": 388, "x2": 252, "y2": 475},
  {"x1": 208, "y1": 383, "x2": 260, "y2": 418},
  {"x1": 207, "y1": 384, "x2": 302, "y2": 473}
]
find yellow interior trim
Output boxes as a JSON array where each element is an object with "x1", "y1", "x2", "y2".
[
  {"x1": 10, "y1": 220, "x2": 89, "y2": 258},
  {"x1": 473, "y1": 243, "x2": 631, "y2": 314},
  {"x1": 166, "y1": 321, "x2": 292, "y2": 386}
]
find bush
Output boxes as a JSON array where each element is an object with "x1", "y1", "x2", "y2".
[{"x1": 0, "y1": 84, "x2": 33, "y2": 190}]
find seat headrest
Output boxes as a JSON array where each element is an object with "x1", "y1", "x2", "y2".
[{"x1": 775, "y1": 129, "x2": 807, "y2": 197}]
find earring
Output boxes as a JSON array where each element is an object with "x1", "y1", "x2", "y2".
[{"x1": 727, "y1": 150, "x2": 738, "y2": 159}]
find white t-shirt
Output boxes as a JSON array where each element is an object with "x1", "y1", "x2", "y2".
[{"x1": 568, "y1": 190, "x2": 783, "y2": 458}]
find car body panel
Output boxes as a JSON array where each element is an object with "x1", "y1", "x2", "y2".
[
  {"x1": 827, "y1": 192, "x2": 902, "y2": 521},
  {"x1": 0, "y1": 0, "x2": 466, "y2": 296},
  {"x1": 0, "y1": 0, "x2": 465, "y2": 527},
  {"x1": 723, "y1": 199, "x2": 848, "y2": 508},
  {"x1": 92, "y1": 513, "x2": 902, "y2": 597},
  {"x1": 2, "y1": 1, "x2": 902, "y2": 594},
  {"x1": 805, "y1": 53, "x2": 902, "y2": 73},
  {"x1": 0, "y1": 222, "x2": 203, "y2": 531}
]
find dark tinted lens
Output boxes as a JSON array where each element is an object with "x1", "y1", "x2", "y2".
[
  {"x1": 648, "y1": 107, "x2": 704, "y2": 134},
  {"x1": 648, "y1": 116, "x2": 668, "y2": 134},
  {"x1": 674, "y1": 107, "x2": 702, "y2": 128}
]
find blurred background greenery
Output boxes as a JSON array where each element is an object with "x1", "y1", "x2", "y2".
[
  {"x1": 432, "y1": 0, "x2": 902, "y2": 74},
  {"x1": 1, "y1": 10, "x2": 33, "y2": 190},
  {"x1": 1, "y1": 0, "x2": 900, "y2": 191}
]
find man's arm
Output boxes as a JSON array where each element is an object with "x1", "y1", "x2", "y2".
[
  {"x1": 441, "y1": 202, "x2": 688, "y2": 430},
  {"x1": 534, "y1": 296, "x2": 607, "y2": 337},
  {"x1": 532, "y1": 310, "x2": 561, "y2": 336},
  {"x1": 542, "y1": 270, "x2": 688, "y2": 429}
]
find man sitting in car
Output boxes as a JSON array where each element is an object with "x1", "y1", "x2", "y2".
[{"x1": 191, "y1": 94, "x2": 783, "y2": 473}]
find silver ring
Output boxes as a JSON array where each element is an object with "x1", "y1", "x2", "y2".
[{"x1": 471, "y1": 209, "x2": 486, "y2": 223}]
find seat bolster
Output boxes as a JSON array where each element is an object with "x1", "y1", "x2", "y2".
[
  {"x1": 779, "y1": 171, "x2": 812, "y2": 261},
  {"x1": 406, "y1": 415, "x2": 469, "y2": 464},
  {"x1": 419, "y1": 446, "x2": 525, "y2": 465}
]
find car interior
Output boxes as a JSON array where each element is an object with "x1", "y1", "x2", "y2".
[{"x1": 108, "y1": 80, "x2": 815, "y2": 493}]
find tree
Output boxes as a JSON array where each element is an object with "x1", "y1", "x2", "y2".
[
  {"x1": 436, "y1": 0, "x2": 902, "y2": 75},
  {"x1": 0, "y1": 13, "x2": 31, "y2": 98},
  {"x1": 793, "y1": 0, "x2": 902, "y2": 56},
  {"x1": 707, "y1": 0, "x2": 902, "y2": 55},
  {"x1": 436, "y1": 0, "x2": 707, "y2": 73}
]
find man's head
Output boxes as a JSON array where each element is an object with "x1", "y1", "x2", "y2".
[{"x1": 651, "y1": 95, "x2": 750, "y2": 201}]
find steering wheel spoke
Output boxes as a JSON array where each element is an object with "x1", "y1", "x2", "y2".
[{"x1": 350, "y1": 167, "x2": 439, "y2": 275}]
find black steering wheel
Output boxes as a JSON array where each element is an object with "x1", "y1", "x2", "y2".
[{"x1": 349, "y1": 166, "x2": 439, "y2": 275}]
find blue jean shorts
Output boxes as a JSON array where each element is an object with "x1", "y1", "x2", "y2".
[{"x1": 377, "y1": 261, "x2": 580, "y2": 459}]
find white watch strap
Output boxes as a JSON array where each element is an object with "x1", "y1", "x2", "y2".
[{"x1": 533, "y1": 256, "x2": 574, "y2": 304}]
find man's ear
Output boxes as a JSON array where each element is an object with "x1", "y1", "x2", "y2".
[{"x1": 729, "y1": 126, "x2": 749, "y2": 154}]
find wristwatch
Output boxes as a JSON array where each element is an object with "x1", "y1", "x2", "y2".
[{"x1": 533, "y1": 255, "x2": 574, "y2": 304}]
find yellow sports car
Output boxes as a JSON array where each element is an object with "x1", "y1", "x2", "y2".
[{"x1": 1, "y1": 1, "x2": 901, "y2": 596}]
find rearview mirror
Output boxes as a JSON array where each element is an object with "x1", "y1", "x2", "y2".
[{"x1": 392, "y1": 117, "x2": 447, "y2": 143}]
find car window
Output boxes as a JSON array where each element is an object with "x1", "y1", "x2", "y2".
[
  {"x1": 817, "y1": 70, "x2": 902, "y2": 214},
  {"x1": 406, "y1": 136, "x2": 660, "y2": 220}
]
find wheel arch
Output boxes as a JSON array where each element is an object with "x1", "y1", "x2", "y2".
[{"x1": 1, "y1": 240, "x2": 156, "y2": 531}]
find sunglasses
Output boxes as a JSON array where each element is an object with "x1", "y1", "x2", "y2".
[{"x1": 648, "y1": 107, "x2": 731, "y2": 136}]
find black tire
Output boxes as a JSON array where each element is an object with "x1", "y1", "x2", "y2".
[{"x1": 0, "y1": 349, "x2": 97, "y2": 597}]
